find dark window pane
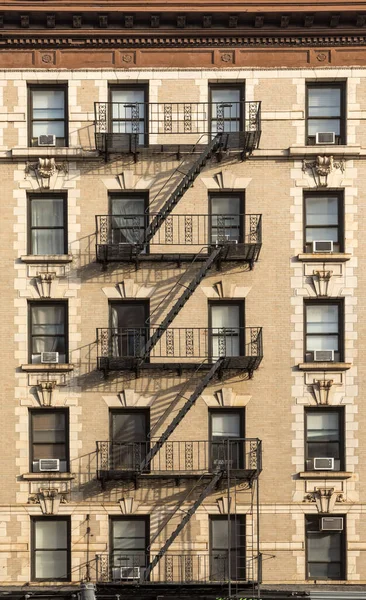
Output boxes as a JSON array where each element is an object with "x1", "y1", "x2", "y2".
[
  {"x1": 112, "y1": 412, "x2": 147, "y2": 443},
  {"x1": 33, "y1": 444, "x2": 67, "y2": 459}
]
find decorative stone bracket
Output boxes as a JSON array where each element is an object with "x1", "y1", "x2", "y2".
[
  {"x1": 309, "y1": 379, "x2": 334, "y2": 405},
  {"x1": 304, "y1": 487, "x2": 345, "y2": 512},
  {"x1": 311, "y1": 270, "x2": 333, "y2": 297},
  {"x1": 216, "y1": 496, "x2": 233, "y2": 514},
  {"x1": 28, "y1": 487, "x2": 67, "y2": 514},
  {"x1": 36, "y1": 271, "x2": 56, "y2": 298},
  {"x1": 302, "y1": 155, "x2": 345, "y2": 188},
  {"x1": 36, "y1": 380, "x2": 57, "y2": 406},
  {"x1": 25, "y1": 158, "x2": 68, "y2": 190}
]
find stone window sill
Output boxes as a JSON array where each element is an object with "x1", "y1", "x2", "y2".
[
  {"x1": 288, "y1": 145, "x2": 361, "y2": 157},
  {"x1": 20, "y1": 254, "x2": 73, "y2": 264},
  {"x1": 297, "y1": 253, "x2": 352, "y2": 263},
  {"x1": 299, "y1": 471, "x2": 353, "y2": 480},
  {"x1": 21, "y1": 363, "x2": 74, "y2": 373},
  {"x1": 298, "y1": 362, "x2": 351, "y2": 372},
  {"x1": 11, "y1": 147, "x2": 99, "y2": 159},
  {"x1": 22, "y1": 472, "x2": 75, "y2": 481}
]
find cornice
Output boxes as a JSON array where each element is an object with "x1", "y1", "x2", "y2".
[{"x1": 2, "y1": 34, "x2": 366, "y2": 49}]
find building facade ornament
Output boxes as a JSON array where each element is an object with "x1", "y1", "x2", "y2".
[
  {"x1": 302, "y1": 155, "x2": 345, "y2": 187},
  {"x1": 28, "y1": 487, "x2": 67, "y2": 514},
  {"x1": 37, "y1": 380, "x2": 57, "y2": 407},
  {"x1": 309, "y1": 379, "x2": 334, "y2": 405},
  {"x1": 304, "y1": 487, "x2": 345, "y2": 513},
  {"x1": 25, "y1": 158, "x2": 68, "y2": 190},
  {"x1": 311, "y1": 270, "x2": 333, "y2": 297},
  {"x1": 36, "y1": 271, "x2": 56, "y2": 298}
]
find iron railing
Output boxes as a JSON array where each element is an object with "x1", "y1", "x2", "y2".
[
  {"x1": 95, "y1": 213, "x2": 262, "y2": 263},
  {"x1": 96, "y1": 438, "x2": 262, "y2": 479},
  {"x1": 95, "y1": 551, "x2": 253, "y2": 584},
  {"x1": 96, "y1": 326, "x2": 263, "y2": 372},
  {"x1": 94, "y1": 101, "x2": 261, "y2": 153}
]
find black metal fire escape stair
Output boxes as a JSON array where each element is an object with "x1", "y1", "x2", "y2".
[
  {"x1": 139, "y1": 245, "x2": 224, "y2": 363},
  {"x1": 144, "y1": 470, "x2": 223, "y2": 581},
  {"x1": 139, "y1": 356, "x2": 225, "y2": 473},
  {"x1": 141, "y1": 133, "x2": 223, "y2": 250}
]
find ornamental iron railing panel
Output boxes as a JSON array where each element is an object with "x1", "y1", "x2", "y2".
[{"x1": 96, "y1": 438, "x2": 262, "y2": 478}]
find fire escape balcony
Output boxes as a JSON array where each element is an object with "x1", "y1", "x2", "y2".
[
  {"x1": 95, "y1": 550, "x2": 261, "y2": 586},
  {"x1": 96, "y1": 326, "x2": 263, "y2": 374},
  {"x1": 95, "y1": 213, "x2": 262, "y2": 266},
  {"x1": 96, "y1": 438, "x2": 262, "y2": 484},
  {"x1": 94, "y1": 101, "x2": 261, "y2": 158}
]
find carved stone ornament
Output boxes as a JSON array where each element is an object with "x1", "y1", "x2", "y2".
[
  {"x1": 221, "y1": 53, "x2": 233, "y2": 63},
  {"x1": 302, "y1": 155, "x2": 345, "y2": 188},
  {"x1": 37, "y1": 380, "x2": 57, "y2": 406},
  {"x1": 25, "y1": 158, "x2": 68, "y2": 190},
  {"x1": 310, "y1": 379, "x2": 334, "y2": 405},
  {"x1": 36, "y1": 271, "x2": 55, "y2": 298},
  {"x1": 311, "y1": 269, "x2": 333, "y2": 297},
  {"x1": 304, "y1": 487, "x2": 345, "y2": 513},
  {"x1": 28, "y1": 487, "x2": 67, "y2": 514},
  {"x1": 216, "y1": 496, "x2": 232, "y2": 514},
  {"x1": 119, "y1": 497, "x2": 138, "y2": 514}
]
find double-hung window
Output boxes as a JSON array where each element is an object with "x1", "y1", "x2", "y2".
[
  {"x1": 305, "y1": 409, "x2": 344, "y2": 472},
  {"x1": 306, "y1": 515, "x2": 345, "y2": 580},
  {"x1": 305, "y1": 301, "x2": 343, "y2": 363},
  {"x1": 210, "y1": 409, "x2": 244, "y2": 470},
  {"x1": 210, "y1": 193, "x2": 243, "y2": 244},
  {"x1": 30, "y1": 410, "x2": 68, "y2": 473},
  {"x1": 28, "y1": 194, "x2": 67, "y2": 255},
  {"x1": 110, "y1": 517, "x2": 148, "y2": 579},
  {"x1": 29, "y1": 85, "x2": 67, "y2": 147},
  {"x1": 110, "y1": 85, "x2": 147, "y2": 146},
  {"x1": 110, "y1": 410, "x2": 149, "y2": 471},
  {"x1": 304, "y1": 192, "x2": 343, "y2": 253},
  {"x1": 210, "y1": 515, "x2": 246, "y2": 581},
  {"x1": 29, "y1": 302, "x2": 68, "y2": 364},
  {"x1": 110, "y1": 193, "x2": 147, "y2": 246},
  {"x1": 209, "y1": 84, "x2": 244, "y2": 134},
  {"x1": 32, "y1": 517, "x2": 70, "y2": 581},
  {"x1": 110, "y1": 301, "x2": 148, "y2": 359},
  {"x1": 209, "y1": 301, "x2": 244, "y2": 358},
  {"x1": 306, "y1": 83, "x2": 345, "y2": 145}
]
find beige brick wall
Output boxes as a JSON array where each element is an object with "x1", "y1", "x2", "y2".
[{"x1": 0, "y1": 66, "x2": 366, "y2": 587}]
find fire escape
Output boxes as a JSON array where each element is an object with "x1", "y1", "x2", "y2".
[{"x1": 94, "y1": 98, "x2": 263, "y2": 593}]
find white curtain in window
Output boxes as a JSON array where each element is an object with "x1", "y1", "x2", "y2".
[
  {"x1": 111, "y1": 305, "x2": 119, "y2": 357},
  {"x1": 212, "y1": 413, "x2": 240, "y2": 438},
  {"x1": 31, "y1": 198, "x2": 64, "y2": 255},
  {"x1": 211, "y1": 305, "x2": 240, "y2": 357},
  {"x1": 111, "y1": 198, "x2": 145, "y2": 244}
]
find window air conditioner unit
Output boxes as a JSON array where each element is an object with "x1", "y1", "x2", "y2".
[
  {"x1": 315, "y1": 132, "x2": 336, "y2": 144},
  {"x1": 314, "y1": 457, "x2": 335, "y2": 470},
  {"x1": 39, "y1": 458, "x2": 60, "y2": 472},
  {"x1": 113, "y1": 566, "x2": 140, "y2": 580},
  {"x1": 313, "y1": 240, "x2": 333, "y2": 253},
  {"x1": 320, "y1": 517, "x2": 344, "y2": 531},
  {"x1": 41, "y1": 351, "x2": 59, "y2": 364},
  {"x1": 314, "y1": 350, "x2": 334, "y2": 362},
  {"x1": 38, "y1": 134, "x2": 56, "y2": 146}
]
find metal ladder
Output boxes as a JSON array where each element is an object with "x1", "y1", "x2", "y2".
[
  {"x1": 139, "y1": 357, "x2": 225, "y2": 472},
  {"x1": 144, "y1": 470, "x2": 223, "y2": 581},
  {"x1": 141, "y1": 133, "x2": 223, "y2": 249},
  {"x1": 139, "y1": 245, "x2": 223, "y2": 362}
]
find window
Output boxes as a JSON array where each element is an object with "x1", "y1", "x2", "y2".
[
  {"x1": 210, "y1": 193, "x2": 243, "y2": 244},
  {"x1": 30, "y1": 410, "x2": 68, "y2": 473},
  {"x1": 110, "y1": 410, "x2": 149, "y2": 470},
  {"x1": 209, "y1": 84, "x2": 244, "y2": 134},
  {"x1": 28, "y1": 194, "x2": 67, "y2": 255},
  {"x1": 110, "y1": 85, "x2": 148, "y2": 145},
  {"x1": 110, "y1": 193, "x2": 147, "y2": 246},
  {"x1": 209, "y1": 301, "x2": 244, "y2": 358},
  {"x1": 305, "y1": 409, "x2": 344, "y2": 471},
  {"x1": 305, "y1": 301, "x2": 343, "y2": 362},
  {"x1": 306, "y1": 515, "x2": 345, "y2": 580},
  {"x1": 110, "y1": 301, "x2": 148, "y2": 358},
  {"x1": 110, "y1": 517, "x2": 148, "y2": 578},
  {"x1": 29, "y1": 302, "x2": 68, "y2": 364},
  {"x1": 306, "y1": 83, "x2": 345, "y2": 145},
  {"x1": 210, "y1": 410, "x2": 244, "y2": 470},
  {"x1": 304, "y1": 192, "x2": 343, "y2": 253},
  {"x1": 29, "y1": 85, "x2": 67, "y2": 147},
  {"x1": 31, "y1": 517, "x2": 70, "y2": 581},
  {"x1": 210, "y1": 516, "x2": 246, "y2": 581}
]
